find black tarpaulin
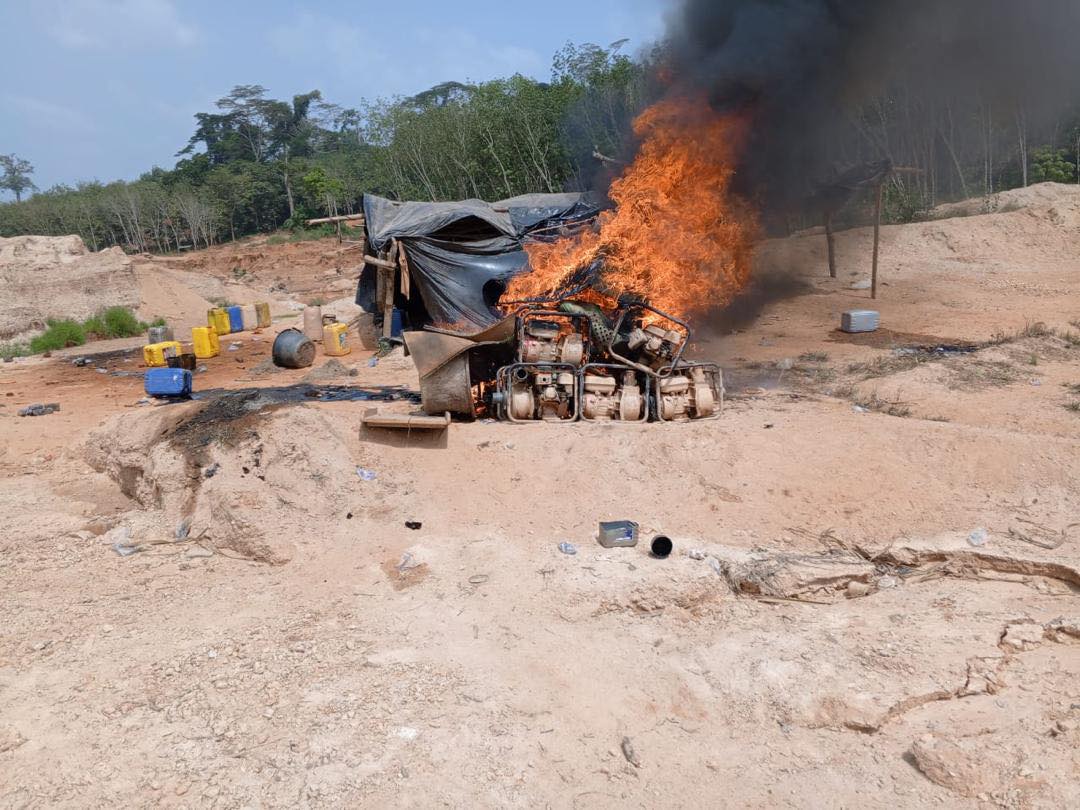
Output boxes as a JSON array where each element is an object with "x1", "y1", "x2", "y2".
[{"x1": 358, "y1": 192, "x2": 598, "y2": 328}]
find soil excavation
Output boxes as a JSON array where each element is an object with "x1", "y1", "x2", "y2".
[{"x1": 2, "y1": 184, "x2": 1080, "y2": 807}]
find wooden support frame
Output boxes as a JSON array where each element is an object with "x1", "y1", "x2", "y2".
[{"x1": 871, "y1": 181, "x2": 883, "y2": 300}]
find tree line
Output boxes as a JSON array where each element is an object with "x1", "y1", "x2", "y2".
[
  {"x1": 0, "y1": 42, "x2": 645, "y2": 252},
  {"x1": 2, "y1": 37, "x2": 1080, "y2": 251}
]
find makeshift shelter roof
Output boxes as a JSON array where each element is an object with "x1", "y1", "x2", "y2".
[{"x1": 359, "y1": 192, "x2": 598, "y2": 329}]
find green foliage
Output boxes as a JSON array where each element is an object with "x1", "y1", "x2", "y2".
[
  {"x1": 1029, "y1": 146, "x2": 1076, "y2": 183},
  {"x1": 0, "y1": 42, "x2": 642, "y2": 249},
  {"x1": 0, "y1": 341, "x2": 30, "y2": 359},
  {"x1": 266, "y1": 224, "x2": 336, "y2": 244},
  {"x1": 100, "y1": 306, "x2": 146, "y2": 338},
  {"x1": 883, "y1": 183, "x2": 929, "y2": 224},
  {"x1": 30, "y1": 319, "x2": 86, "y2": 353},
  {"x1": 0, "y1": 154, "x2": 36, "y2": 203},
  {"x1": 81, "y1": 306, "x2": 149, "y2": 339}
]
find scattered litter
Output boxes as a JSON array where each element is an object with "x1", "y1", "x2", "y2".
[
  {"x1": 136, "y1": 398, "x2": 151, "y2": 406},
  {"x1": 18, "y1": 403, "x2": 60, "y2": 417},
  {"x1": 967, "y1": 527, "x2": 989, "y2": 547},
  {"x1": 877, "y1": 574, "x2": 899, "y2": 589},
  {"x1": 96, "y1": 368, "x2": 108, "y2": 374},
  {"x1": 367, "y1": 357, "x2": 379, "y2": 367},
  {"x1": 72, "y1": 357, "x2": 92, "y2": 367},
  {"x1": 468, "y1": 574, "x2": 489, "y2": 585},
  {"x1": 356, "y1": 467, "x2": 377, "y2": 481},
  {"x1": 228, "y1": 343, "x2": 241, "y2": 351},
  {"x1": 395, "y1": 727, "x2": 419, "y2": 741},
  {"x1": 598, "y1": 520, "x2": 638, "y2": 548},
  {"x1": 621, "y1": 736, "x2": 642, "y2": 768},
  {"x1": 1008, "y1": 518, "x2": 1075, "y2": 550},
  {"x1": 203, "y1": 463, "x2": 220, "y2": 479},
  {"x1": 405, "y1": 520, "x2": 422, "y2": 530},
  {"x1": 688, "y1": 548, "x2": 707, "y2": 560},
  {"x1": 557, "y1": 542, "x2": 578, "y2": 555},
  {"x1": 197, "y1": 365, "x2": 208, "y2": 373},
  {"x1": 396, "y1": 552, "x2": 419, "y2": 572},
  {"x1": 852, "y1": 405, "x2": 869, "y2": 413},
  {"x1": 707, "y1": 556, "x2": 723, "y2": 576},
  {"x1": 175, "y1": 519, "x2": 191, "y2": 541},
  {"x1": 110, "y1": 527, "x2": 140, "y2": 557},
  {"x1": 1029, "y1": 378, "x2": 1042, "y2": 386}
]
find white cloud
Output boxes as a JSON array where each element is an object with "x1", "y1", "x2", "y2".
[
  {"x1": 44, "y1": 0, "x2": 198, "y2": 50},
  {"x1": 265, "y1": 11, "x2": 547, "y2": 99},
  {"x1": 4, "y1": 93, "x2": 101, "y2": 133}
]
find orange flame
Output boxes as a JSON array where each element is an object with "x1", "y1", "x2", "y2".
[{"x1": 506, "y1": 97, "x2": 758, "y2": 319}]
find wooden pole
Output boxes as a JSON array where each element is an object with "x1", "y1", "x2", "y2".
[
  {"x1": 381, "y1": 241, "x2": 400, "y2": 339},
  {"x1": 871, "y1": 181, "x2": 883, "y2": 300},
  {"x1": 825, "y1": 212, "x2": 836, "y2": 278}
]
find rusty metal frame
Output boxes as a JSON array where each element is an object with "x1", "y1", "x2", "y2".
[
  {"x1": 606, "y1": 303, "x2": 692, "y2": 378},
  {"x1": 653, "y1": 362, "x2": 724, "y2": 423},
  {"x1": 495, "y1": 362, "x2": 581, "y2": 423},
  {"x1": 577, "y1": 363, "x2": 650, "y2": 423}
]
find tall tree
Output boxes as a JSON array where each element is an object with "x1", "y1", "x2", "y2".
[{"x1": 0, "y1": 154, "x2": 36, "y2": 203}]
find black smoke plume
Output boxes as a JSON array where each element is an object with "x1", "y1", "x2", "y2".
[{"x1": 663, "y1": 1, "x2": 1080, "y2": 218}]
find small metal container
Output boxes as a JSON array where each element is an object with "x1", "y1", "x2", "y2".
[
  {"x1": 598, "y1": 520, "x2": 639, "y2": 548},
  {"x1": 841, "y1": 310, "x2": 880, "y2": 333}
]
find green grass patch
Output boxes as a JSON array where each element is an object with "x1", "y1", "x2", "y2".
[
  {"x1": 81, "y1": 306, "x2": 155, "y2": 339},
  {"x1": 30, "y1": 319, "x2": 87, "y2": 353},
  {"x1": 0, "y1": 342, "x2": 31, "y2": 360},
  {"x1": 266, "y1": 224, "x2": 338, "y2": 245}
]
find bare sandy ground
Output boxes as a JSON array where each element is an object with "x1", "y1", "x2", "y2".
[{"x1": 1, "y1": 185, "x2": 1079, "y2": 808}]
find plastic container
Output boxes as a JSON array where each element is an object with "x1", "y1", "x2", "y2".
[
  {"x1": 241, "y1": 304, "x2": 257, "y2": 331},
  {"x1": 390, "y1": 308, "x2": 404, "y2": 337},
  {"x1": 272, "y1": 328, "x2": 316, "y2": 368},
  {"x1": 147, "y1": 325, "x2": 174, "y2": 344},
  {"x1": 227, "y1": 305, "x2": 244, "y2": 333},
  {"x1": 255, "y1": 302, "x2": 272, "y2": 329},
  {"x1": 598, "y1": 520, "x2": 639, "y2": 548},
  {"x1": 191, "y1": 326, "x2": 220, "y2": 359},
  {"x1": 302, "y1": 306, "x2": 323, "y2": 342},
  {"x1": 323, "y1": 322, "x2": 351, "y2": 356},
  {"x1": 145, "y1": 367, "x2": 192, "y2": 398},
  {"x1": 143, "y1": 340, "x2": 182, "y2": 367},
  {"x1": 208, "y1": 308, "x2": 231, "y2": 335}
]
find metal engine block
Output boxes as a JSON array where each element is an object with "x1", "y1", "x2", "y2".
[
  {"x1": 655, "y1": 364, "x2": 723, "y2": 422},
  {"x1": 581, "y1": 369, "x2": 646, "y2": 422},
  {"x1": 503, "y1": 365, "x2": 577, "y2": 421}
]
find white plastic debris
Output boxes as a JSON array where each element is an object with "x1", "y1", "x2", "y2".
[
  {"x1": 968, "y1": 527, "x2": 989, "y2": 547},
  {"x1": 356, "y1": 467, "x2": 377, "y2": 481}
]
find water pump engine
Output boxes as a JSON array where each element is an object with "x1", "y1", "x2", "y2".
[{"x1": 581, "y1": 370, "x2": 645, "y2": 421}]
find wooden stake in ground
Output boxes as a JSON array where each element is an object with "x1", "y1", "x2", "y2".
[
  {"x1": 871, "y1": 181, "x2": 883, "y2": 299},
  {"x1": 825, "y1": 213, "x2": 837, "y2": 278}
]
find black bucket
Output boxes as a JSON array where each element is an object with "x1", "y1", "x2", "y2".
[
  {"x1": 649, "y1": 535, "x2": 673, "y2": 559},
  {"x1": 272, "y1": 328, "x2": 316, "y2": 369}
]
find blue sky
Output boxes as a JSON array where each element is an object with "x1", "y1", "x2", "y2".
[{"x1": 0, "y1": 0, "x2": 670, "y2": 196}]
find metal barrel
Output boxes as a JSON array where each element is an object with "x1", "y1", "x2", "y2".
[{"x1": 272, "y1": 328, "x2": 316, "y2": 369}]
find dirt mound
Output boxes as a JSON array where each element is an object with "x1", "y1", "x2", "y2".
[
  {"x1": 0, "y1": 235, "x2": 138, "y2": 339},
  {"x1": 928, "y1": 180, "x2": 1080, "y2": 221},
  {"x1": 84, "y1": 398, "x2": 361, "y2": 565}
]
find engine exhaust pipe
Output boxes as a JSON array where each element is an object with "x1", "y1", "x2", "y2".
[{"x1": 649, "y1": 535, "x2": 673, "y2": 559}]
